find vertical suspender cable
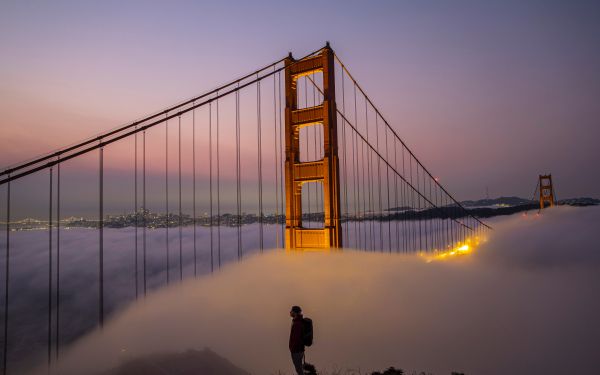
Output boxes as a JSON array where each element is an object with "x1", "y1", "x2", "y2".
[
  {"x1": 408, "y1": 156, "x2": 414, "y2": 250},
  {"x1": 311, "y1": 74, "x2": 320, "y2": 216},
  {"x1": 422, "y1": 170, "x2": 428, "y2": 251},
  {"x1": 3, "y1": 178, "x2": 10, "y2": 375},
  {"x1": 415, "y1": 160, "x2": 423, "y2": 251},
  {"x1": 427, "y1": 174, "x2": 432, "y2": 251},
  {"x1": 363, "y1": 99, "x2": 370, "y2": 249},
  {"x1": 56, "y1": 162, "x2": 60, "y2": 359},
  {"x1": 394, "y1": 145, "x2": 409, "y2": 252},
  {"x1": 209, "y1": 102, "x2": 214, "y2": 273},
  {"x1": 134, "y1": 128, "x2": 138, "y2": 297},
  {"x1": 99, "y1": 147, "x2": 104, "y2": 327},
  {"x1": 416, "y1": 163, "x2": 422, "y2": 251},
  {"x1": 441, "y1": 188, "x2": 447, "y2": 249},
  {"x1": 304, "y1": 78, "x2": 311, "y2": 228},
  {"x1": 393, "y1": 138, "x2": 399, "y2": 251},
  {"x1": 192, "y1": 105, "x2": 197, "y2": 277},
  {"x1": 257, "y1": 79, "x2": 263, "y2": 250},
  {"x1": 236, "y1": 84, "x2": 242, "y2": 258},
  {"x1": 178, "y1": 116, "x2": 182, "y2": 281},
  {"x1": 350, "y1": 75, "x2": 358, "y2": 247},
  {"x1": 375, "y1": 114, "x2": 383, "y2": 250},
  {"x1": 142, "y1": 132, "x2": 147, "y2": 296},
  {"x1": 341, "y1": 70, "x2": 349, "y2": 245},
  {"x1": 432, "y1": 181, "x2": 437, "y2": 250},
  {"x1": 216, "y1": 94, "x2": 221, "y2": 267},
  {"x1": 278, "y1": 71, "x2": 285, "y2": 245},
  {"x1": 48, "y1": 168, "x2": 52, "y2": 366},
  {"x1": 384, "y1": 123, "x2": 391, "y2": 252},
  {"x1": 365, "y1": 99, "x2": 374, "y2": 251},
  {"x1": 353, "y1": 84, "x2": 363, "y2": 249},
  {"x1": 273, "y1": 70, "x2": 280, "y2": 248},
  {"x1": 361, "y1": 129, "x2": 367, "y2": 250},
  {"x1": 165, "y1": 116, "x2": 170, "y2": 284}
]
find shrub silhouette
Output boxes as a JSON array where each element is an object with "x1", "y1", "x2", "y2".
[
  {"x1": 303, "y1": 362, "x2": 318, "y2": 375},
  {"x1": 371, "y1": 367, "x2": 404, "y2": 375}
]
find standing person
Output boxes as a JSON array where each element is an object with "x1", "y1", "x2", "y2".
[{"x1": 289, "y1": 305, "x2": 305, "y2": 375}]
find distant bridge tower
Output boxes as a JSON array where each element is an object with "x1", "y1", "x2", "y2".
[
  {"x1": 284, "y1": 44, "x2": 342, "y2": 249},
  {"x1": 539, "y1": 174, "x2": 556, "y2": 209}
]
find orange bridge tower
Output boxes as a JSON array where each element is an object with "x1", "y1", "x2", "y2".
[
  {"x1": 284, "y1": 45, "x2": 342, "y2": 249},
  {"x1": 539, "y1": 174, "x2": 556, "y2": 209}
]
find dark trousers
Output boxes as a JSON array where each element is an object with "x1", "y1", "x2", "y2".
[{"x1": 291, "y1": 351, "x2": 304, "y2": 375}]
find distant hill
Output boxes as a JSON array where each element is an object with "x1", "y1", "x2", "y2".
[
  {"x1": 460, "y1": 196, "x2": 599, "y2": 208},
  {"x1": 460, "y1": 196, "x2": 533, "y2": 208},
  {"x1": 385, "y1": 196, "x2": 599, "y2": 217},
  {"x1": 557, "y1": 197, "x2": 600, "y2": 206}
]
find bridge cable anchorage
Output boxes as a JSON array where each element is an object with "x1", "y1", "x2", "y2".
[
  {"x1": 0, "y1": 47, "x2": 329, "y2": 187},
  {"x1": 178, "y1": 115, "x2": 182, "y2": 281},
  {"x1": 3, "y1": 178, "x2": 10, "y2": 375},
  {"x1": 192, "y1": 103, "x2": 197, "y2": 277},
  {"x1": 48, "y1": 167, "x2": 53, "y2": 367}
]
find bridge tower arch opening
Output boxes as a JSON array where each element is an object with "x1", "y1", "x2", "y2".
[{"x1": 284, "y1": 45, "x2": 342, "y2": 249}]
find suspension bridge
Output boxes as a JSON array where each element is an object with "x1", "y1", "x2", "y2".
[{"x1": 0, "y1": 43, "x2": 490, "y2": 374}]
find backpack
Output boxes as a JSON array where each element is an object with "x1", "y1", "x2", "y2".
[{"x1": 302, "y1": 317, "x2": 313, "y2": 346}]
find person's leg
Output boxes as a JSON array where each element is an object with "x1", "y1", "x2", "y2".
[{"x1": 291, "y1": 352, "x2": 304, "y2": 375}]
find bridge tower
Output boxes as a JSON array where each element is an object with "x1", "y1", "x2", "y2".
[
  {"x1": 284, "y1": 45, "x2": 342, "y2": 249},
  {"x1": 539, "y1": 174, "x2": 556, "y2": 209}
]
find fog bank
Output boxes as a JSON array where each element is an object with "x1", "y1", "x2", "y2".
[{"x1": 29, "y1": 207, "x2": 600, "y2": 375}]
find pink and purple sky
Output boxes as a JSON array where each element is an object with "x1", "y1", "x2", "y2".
[{"x1": 1, "y1": 0, "x2": 599, "y2": 205}]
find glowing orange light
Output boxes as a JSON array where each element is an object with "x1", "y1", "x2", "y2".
[{"x1": 419, "y1": 236, "x2": 484, "y2": 263}]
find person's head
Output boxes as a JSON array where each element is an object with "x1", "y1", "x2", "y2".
[{"x1": 290, "y1": 305, "x2": 302, "y2": 318}]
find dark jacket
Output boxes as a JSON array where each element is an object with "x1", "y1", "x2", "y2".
[{"x1": 289, "y1": 314, "x2": 305, "y2": 353}]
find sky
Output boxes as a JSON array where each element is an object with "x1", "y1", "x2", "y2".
[
  {"x1": 1, "y1": 0, "x2": 599, "y2": 214},
  {"x1": 12, "y1": 206, "x2": 599, "y2": 375}
]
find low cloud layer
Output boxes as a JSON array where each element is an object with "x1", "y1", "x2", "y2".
[{"x1": 25, "y1": 206, "x2": 600, "y2": 375}]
